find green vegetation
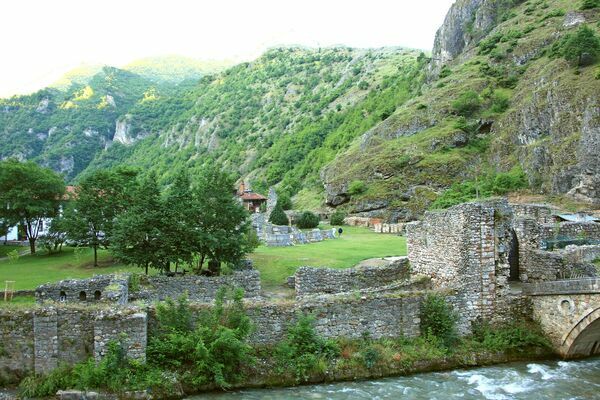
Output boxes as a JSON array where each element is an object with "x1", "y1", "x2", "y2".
[
  {"x1": 348, "y1": 180, "x2": 368, "y2": 196},
  {"x1": 0, "y1": 244, "x2": 25, "y2": 258},
  {"x1": 295, "y1": 211, "x2": 320, "y2": 229},
  {"x1": 452, "y1": 90, "x2": 482, "y2": 117},
  {"x1": 581, "y1": 0, "x2": 600, "y2": 10},
  {"x1": 269, "y1": 203, "x2": 289, "y2": 226},
  {"x1": 250, "y1": 226, "x2": 406, "y2": 288},
  {"x1": 329, "y1": 210, "x2": 347, "y2": 226},
  {"x1": 419, "y1": 294, "x2": 458, "y2": 348},
  {"x1": 550, "y1": 25, "x2": 600, "y2": 66},
  {"x1": 431, "y1": 167, "x2": 528, "y2": 209},
  {"x1": 19, "y1": 289, "x2": 253, "y2": 396},
  {"x1": 0, "y1": 247, "x2": 138, "y2": 291},
  {"x1": 0, "y1": 160, "x2": 65, "y2": 254},
  {"x1": 275, "y1": 314, "x2": 339, "y2": 382}
]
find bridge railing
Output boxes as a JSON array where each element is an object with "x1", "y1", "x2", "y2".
[{"x1": 522, "y1": 277, "x2": 600, "y2": 296}]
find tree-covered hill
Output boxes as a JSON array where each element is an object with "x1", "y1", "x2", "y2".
[{"x1": 2, "y1": 0, "x2": 599, "y2": 220}]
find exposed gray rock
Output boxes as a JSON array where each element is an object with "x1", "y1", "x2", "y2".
[
  {"x1": 563, "y1": 11, "x2": 586, "y2": 28},
  {"x1": 113, "y1": 114, "x2": 136, "y2": 145},
  {"x1": 36, "y1": 98, "x2": 50, "y2": 113}
]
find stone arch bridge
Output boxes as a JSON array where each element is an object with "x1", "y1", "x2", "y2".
[{"x1": 525, "y1": 278, "x2": 600, "y2": 358}]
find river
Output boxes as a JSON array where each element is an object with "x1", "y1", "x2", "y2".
[{"x1": 195, "y1": 357, "x2": 600, "y2": 399}]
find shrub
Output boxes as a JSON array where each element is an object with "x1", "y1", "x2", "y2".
[
  {"x1": 348, "y1": 180, "x2": 367, "y2": 196},
  {"x1": 490, "y1": 91, "x2": 510, "y2": 113},
  {"x1": 439, "y1": 65, "x2": 452, "y2": 79},
  {"x1": 420, "y1": 294, "x2": 458, "y2": 348},
  {"x1": 330, "y1": 210, "x2": 347, "y2": 226},
  {"x1": 277, "y1": 193, "x2": 293, "y2": 210},
  {"x1": 296, "y1": 211, "x2": 320, "y2": 229},
  {"x1": 551, "y1": 25, "x2": 600, "y2": 66},
  {"x1": 269, "y1": 203, "x2": 289, "y2": 225},
  {"x1": 276, "y1": 314, "x2": 339, "y2": 382},
  {"x1": 471, "y1": 320, "x2": 551, "y2": 352},
  {"x1": 581, "y1": 0, "x2": 599, "y2": 10},
  {"x1": 451, "y1": 90, "x2": 482, "y2": 117}
]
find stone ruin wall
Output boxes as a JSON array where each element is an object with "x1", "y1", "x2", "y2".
[
  {"x1": 36, "y1": 274, "x2": 129, "y2": 304},
  {"x1": 540, "y1": 222, "x2": 600, "y2": 244},
  {"x1": 406, "y1": 200, "x2": 517, "y2": 332},
  {"x1": 131, "y1": 270, "x2": 261, "y2": 302},
  {"x1": 293, "y1": 258, "x2": 411, "y2": 297},
  {"x1": 0, "y1": 306, "x2": 146, "y2": 383}
]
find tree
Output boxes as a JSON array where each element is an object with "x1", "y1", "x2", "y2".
[
  {"x1": 162, "y1": 170, "x2": 195, "y2": 272},
  {"x1": 277, "y1": 193, "x2": 293, "y2": 210},
  {"x1": 191, "y1": 166, "x2": 252, "y2": 275},
  {"x1": 296, "y1": 211, "x2": 320, "y2": 229},
  {"x1": 0, "y1": 160, "x2": 65, "y2": 254},
  {"x1": 269, "y1": 203, "x2": 289, "y2": 226},
  {"x1": 581, "y1": 0, "x2": 599, "y2": 10},
  {"x1": 111, "y1": 174, "x2": 170, "y2": 274},
  {"x1": 560, "y1": 25, "x2": 600, "y2": 66},
  {"x1": 39, "y1": 216, "x2": 67, "y2": 254},
  {"x1": 330, "y1": 210, "x2": 346, "y2": 226},
  {"x1": 63, "y1": 169, "x2": 137, "y2": 267}
]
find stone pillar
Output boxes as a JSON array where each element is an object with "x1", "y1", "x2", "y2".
[
  {"x1": 266, "y1": 187, "x2": 278, "y2": 218},
  {"x1": 34, "y1": 308, "x2": 59, "y2": 374},
  {"x1": 94, "y1": 310, "x2": 147, "y2": 363}
]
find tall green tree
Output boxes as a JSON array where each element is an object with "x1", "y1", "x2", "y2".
[
  {"x1": 162, "y1": 170, "x2": 195, "y2": 272},
  {"x1": 111, "y1": 174, "x2": 169, "y2": 274},
  {"x1": 191, "y1": 166, "x2": 253, "y2": 275},
  {"x1": 561, "y1": 25, "x2": 600, "y2": 66},
  {"x1": 63, "y1": 168, "x2": 137, "y2": 267},
  {"x1": 0, "y1": 160, "x2": 65, "y2": 254}
]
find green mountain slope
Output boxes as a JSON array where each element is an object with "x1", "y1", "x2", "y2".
[{"x1": 322, "y1": 0, "x2": 600, "y2": 218}]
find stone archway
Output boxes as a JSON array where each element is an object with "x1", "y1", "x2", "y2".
[{"x1": 562, "y1": 307, "x2": 600, "y2": 358}]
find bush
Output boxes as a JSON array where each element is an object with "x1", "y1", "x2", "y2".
[
  {"x1": 277, "y1": 193, "x2": 293, "y2": 210},
  {"x1": 430, "y1": 167, "x2": 528, "y2": 209},
  {"x1": 269, "y1": 203, "x2": 289, "y2": 225},
  {"x1": 296, "y1": 211, "x2": 320, "y2": 229},
  {"x1": 330, "y1": 210, "x2": 346, "y2": 226},
  {"x1": 451, "y1": 90, "x2": 482, "y2": 117},
  {"x1": 276, "y1": 314, "x2": 339, "y2": 382},
  {"x1": 420, "y1": 294, "x2": 458, "y2": 348},
  {"x1": 471, "y1": 320, "x2": 551, "y2": 353},
  {"x1": 550, "y1": 25, "x2": 600, "y2": 66},
  {"x1": 490, "y1": 91, "x2": 510, "y2": 113},
  {"x1": 581, "y1": 0, "x2": 599, "y2": 10},
  {"x1": 348, "y1": 180, "x2": 367, "y2": 196}
]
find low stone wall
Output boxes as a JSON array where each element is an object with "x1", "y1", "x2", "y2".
[
  {"x1": 131, "y1": 270, "x2": 261, "y2": 302},
  {"x1": 521, "y1": 245, "x2": 600, "y2": 282},
  {"x1": 510, "y1": 203, "x2": 556, "y2": 224},
  {"x1": 541, "y1": 221, "x2": 600, "y2": 244},
  {"x1": 524, "y1": 278, "x2": 600, "y2": 296},
  {"x1": 36, "y1": 274, "x2": 129, "y2": 304},
  {"x1": 294, "y1": 258, "x2": 410, "y2": 297},
  {"x1": 0, "y1": 305, "x2": 145, "y2": 382}
]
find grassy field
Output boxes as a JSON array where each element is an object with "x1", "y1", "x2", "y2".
[
  {"x1": 0, "y1": 247, "x2": 139, "y2": 291},
  {"x1": 249, "y1": 226, "x2": 406, "y2": 288},
  {"x1": 0, "y1": 226, "x2": 406, "y2": 293},
  {"x1": 0, "y1": 244, "x2": 26, "y2": 258}
]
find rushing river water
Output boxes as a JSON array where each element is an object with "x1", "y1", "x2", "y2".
[{"x1": 195, "y1": 358, "x2": 600, "y2": 400}]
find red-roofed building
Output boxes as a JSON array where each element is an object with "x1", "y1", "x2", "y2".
[{"x1": 237, "y1": 182, "x2": 267, "y2": 213}]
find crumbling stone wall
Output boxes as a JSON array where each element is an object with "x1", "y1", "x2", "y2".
[
  {"x1": 0, "y1": 310, "x2": 34, "y2": 383},
  {"x1": 540, "y1": 222, "x2": 600, "y2": 244},
  {"x1": 94, "y1": 309, "x2": 147, "y2": 363},
  {"x1": 132, "y1": 270, "x2": 261, "y2": 302},
  {"x1": 522, "y1": 245, "x2": 600, "y2": 281},
  {"x1": 36, "y1": 274, "x2": 129, "y2": 304},
  {"x1": 406, "y1": 200, "x2": 515, "y2": 331},
  {"x1": 294, "y1": 258, "x2": 410, "y2": 297}
]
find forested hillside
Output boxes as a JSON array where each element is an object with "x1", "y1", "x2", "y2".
[{"x1": 1, "y1": 0, "x2": 599, "y2": 221}]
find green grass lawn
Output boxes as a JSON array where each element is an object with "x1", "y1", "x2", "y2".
[
  {"x1": 0, "y1": 226, "x2": 406, "y2": 293},
  {"x1": 249, "y1": 226, "x2": 406, "y2": 289},
  {"x1": 0, "y1": 244, "x2": 26, "y2": 258},
  {"x1": 0, "y1": 247, "x2": 140, "y2": 291}
]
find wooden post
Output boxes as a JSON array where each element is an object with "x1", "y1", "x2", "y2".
[{"x1": 4, "y1": 281, "x2": 15, "y2": 302}]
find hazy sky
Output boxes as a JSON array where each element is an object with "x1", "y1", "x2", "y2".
[{"x1": 1, "y1": 0, "x2": 454, "y2": 97}]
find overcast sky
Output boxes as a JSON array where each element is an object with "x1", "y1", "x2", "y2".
[{"x1": 1, "y1": 0, "x2": 454, "y2": 97}]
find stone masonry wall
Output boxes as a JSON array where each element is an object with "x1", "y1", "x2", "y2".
[
  {"x1": 94, "y1": 308, "x2": 147, "y2": 363},
  {"x1": 406, "y1": 200, "x2": 515, "y2": 332},
  {"x1": 294, "y1": 258, "x2": 410, "y2": 297},
  {"x1": 540, "y1": 222, "x2": 600, "y2": 244},
  {"x1": 132, "y1": 270, "x2": 261, "y2": 302},
  {"x1": 0, "y1": 310, "x2": 34, "y2": 384},
  {"x1": 521, "y1": 245, "x2": 600, "y2": 282},
  {"x1": 36, "y1": 274, "x2": 129, "y2": 304}
]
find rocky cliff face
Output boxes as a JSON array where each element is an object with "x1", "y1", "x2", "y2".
[
  {"x1": 322, "y1": 0, "x2": 600, "y2": 220},
  {"x1": 430, "y1": 0, "x2": 520, "y2": 76}
]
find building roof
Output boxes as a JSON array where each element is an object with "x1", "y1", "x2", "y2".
[
  {"x1": 555, "y1": 213, "x2": 600, "y2": 223},
  {"x1": 240, "y1": 192, "x2": 267, "y2": 201}
]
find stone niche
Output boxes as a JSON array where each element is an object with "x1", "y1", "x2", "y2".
[{"x1": 36, "y1": 274, "x2": 129, "y2": 305}]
